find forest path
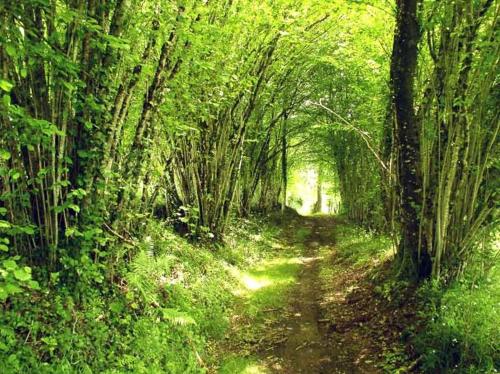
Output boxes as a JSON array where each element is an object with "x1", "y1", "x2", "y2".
[
  {"x1": 269, "y1": 215, "x2": 344, "y2": 373},
  {"x1": 263, "y1": 215, "x2": 379, "y2": 374},
  {"x1": 219, "y1": 214, "x2": 389, "y2": 373}
]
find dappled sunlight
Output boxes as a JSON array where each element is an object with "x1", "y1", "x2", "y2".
[
  {"x1": 249, "y1": 233, "x2": 263, "y2": 242},
  {"x1": 219, "y1": 357, "x2": 271, "y2": 374},
  {"x1": 228, "y1": 257, "x2": 303, "y2": 303},
  {"x1": 334, "y1": 226, "x2": 396, "y2": 267},
  {"x1": 239, "y1": 363, "x2": 270, "y2": 374},
  {"x1": 270, "y1": 242, "x2": 285, "y2": 250},
  {"x1": 241, "y1": 275, "x2": 272, "y2": 291},
  {"x1": 301, "y1": 255, "x2": 324, "y2": 263},
  {"x1": 255, "y1": 257, "x2": 304, "y2": 269},
  {"x1": 3, "y1": 0, "x2": 495, "y2": 370}
]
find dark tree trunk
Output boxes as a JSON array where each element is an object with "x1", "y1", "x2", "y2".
[
  {"x1": 390, "y1": 0, "x2": 431, "y2": 280},
  {"x1": 281, "y1": 115, "x2": 288, "y2": 213}
]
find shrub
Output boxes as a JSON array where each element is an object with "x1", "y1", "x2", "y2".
[{"x1": 415, "y1": 268, "x2": 500, "y2": 373}]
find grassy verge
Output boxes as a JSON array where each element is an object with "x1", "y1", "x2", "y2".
[
  {"x1": 332, "y1": 221, "x2": 394, "y2": 266},
  {"x1": 414, "y1": 266, "x2": 499, "y2": 373},
  {"x1": 217, "y1": 218, "x2": 307, "y2": 374},
  {"x1": 0, "y1": 216, "x2": 290, "y2": 373},
  {"x1": 327, "y1": 218, "x2": 499, "y2": 373},
  {"x1": 315, "y1": 219, "x2": 413, "y2": 372}
]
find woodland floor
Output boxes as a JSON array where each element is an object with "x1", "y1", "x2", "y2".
[{"x1": 217, "y1": 214, "x2": 417, "y2": 373}]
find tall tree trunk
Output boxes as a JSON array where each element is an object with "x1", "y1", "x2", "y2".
[
  {"x1": 390, "y1": 0, "x2": 431, "y2": 280},
  {"x1": 281, "y1": 115, "x2": 288, "y2": 214}
]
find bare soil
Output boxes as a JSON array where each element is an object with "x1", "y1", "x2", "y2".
[
  {"x1": 259, "y1": 215, "x2": 417, "y2": 373},
  {"x1": 220, "y1": 214, "x2": 419, "y2": 373}
]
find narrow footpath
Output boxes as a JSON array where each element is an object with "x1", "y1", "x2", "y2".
[
  {"x1": 264, "y1": 216, "x2": 379, "y2": 373},
  {"x1": 219, "y1": 214, "x2": 415, "y2": 374}
]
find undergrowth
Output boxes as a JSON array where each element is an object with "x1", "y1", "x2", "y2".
[
  {"x1": 409, "y1": 230, "x2": 500, "y2": 373},
  {"x1": 333, "y1": 221, "x2": 394, "y2": 267},
  {"x1": 217, "y1": 215, "x2": 303, "y2": 373},
  {"x1": 414, "y1": 266, "x2": 499, "y2": 373},
  {"x1": 0, "y1": 216, "x2": 279, "y2": 373},
  {"x1": 331, "y1": 219, "x2": 500, "y2": 373},
  {"x1": 2, "y1": 213, "x2": 497, "y2": 373}
]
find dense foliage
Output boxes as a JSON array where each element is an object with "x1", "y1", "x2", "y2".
[{"x1": 0, "y1": 0, "x2": 498, "y2": 372}]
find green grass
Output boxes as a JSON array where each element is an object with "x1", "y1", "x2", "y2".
[
  {"x1": 230, "y1": 256, "x2": 302, "y2": 317},
  {"x1": 415, "y1": 266, "x2": 500, "y2": 373},
  {"x1": 330, "y1": 220, "x2": 500, "y2": 373},
  {"x1": 219, "y1": 357, "x2": 270, "y2": 374},
  {"x1": 334, "y1": 223, "x2": 394, "y2": 266},
  {"x1": 218, "y1": 223, "x2": 305, "y2": 373},
  {"x1": 0, "y1": 217, "x2": 290, "y2": 374}
]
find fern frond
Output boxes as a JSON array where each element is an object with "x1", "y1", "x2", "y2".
[
  {"x1": 126, "y1": 250, "x2": 177, "y2": 304},
  {"x1": 162, "y1": 308, "x2": 196, "y2": 326}
]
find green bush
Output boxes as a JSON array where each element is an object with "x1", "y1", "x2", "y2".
[
  {"x1": 0, "y1": 217, "x2": 278, "y2": 373},
  {"x1": 415, "y1": 268, "x2": 500, "y2": 373}
]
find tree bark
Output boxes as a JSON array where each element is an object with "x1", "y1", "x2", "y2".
[{"x1": 390, "y1": 0, "x2": 431, "y2": 280}]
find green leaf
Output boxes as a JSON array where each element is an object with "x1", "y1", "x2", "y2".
[
  {"x1": 0, "y1": 80, "x2": 13, "y2": 92},
  {"x1": 3, "y1": 259, "x2": 17, "y2": 271},
  {"x1": 5, "y1": 284, "x2": 22, "y2": 294},
  {"x1": 0, "y1": 244, "x2": 8, "y2": 252},
  {"x1": 162, "y1": 308, "x2": 196, "y2": 326},
  {"x1": 0, "y1": 287, "x2": 8, "y2": 301},
  {"x1": 10, "y1": 171, "x2": 21, "y2": 181},
  {"x1": 68, "y1": 204, "x2": 80, "y2": 213},
  {"x1": 0, "y1": 220, "x2": 11, "y2": 229},
  {"x1": 0, "y1": 207, "x2": 7, "y2": 215},
  {"x1": 41, "y1": 336, "x2": 58, "y2": 347},
  {"x1": 20, "y1": 226, "x2": 35, "y2": 235},
  {"x1": 2, "y1": 94, "x2": 11, "y2": 106},
  {"x1": 0, "y1": 149, "x2": 11, "y2": 160},
  {"x1": 14, "y1": 268, "x2": 31, "y2": 281},
  {"x1": 69, "y1": 188, "x2": 87, "y2": 199},
  {"x1": 5, "y1": 45, "x2": 16, "y2": 57},
  {"x1": 65, "y1": 227, "x2": 77, "y2": 237},
  {"x1": 28, "y1": 280, "x2": 40, "y2": 290},
  {"x1": 61, "y1": 81, "x2": 75, "y2": 91},
  {"x1": 109, "y1": 301, "x2": 124, "y2": 314}
]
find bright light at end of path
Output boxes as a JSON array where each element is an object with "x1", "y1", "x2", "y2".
[{"x1": 287, "y1": 166, "x2": 340, "y2": 215}]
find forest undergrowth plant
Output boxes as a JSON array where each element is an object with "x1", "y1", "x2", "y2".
[
  {"x1": 0, "y1": 214, "x2": 281, "y2": 373},
  {"x1": 414, "y1": 256, "x2": 500, "y2": 372}
]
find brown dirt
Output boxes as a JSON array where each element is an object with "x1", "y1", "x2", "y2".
[
  {"x1": 267, "y1": 216, "x2": 339, "y2": 373},
  {"x1": 257, "y1": 215, "x2": 418, "y2": 374}
]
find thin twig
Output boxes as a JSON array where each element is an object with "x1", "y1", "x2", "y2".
[
  {"x1": 313, "y1": 100, "x2": 389, "y2": 172},
  {"x1": 103, "y1": 223, "x2": 137, "y2": 245}
]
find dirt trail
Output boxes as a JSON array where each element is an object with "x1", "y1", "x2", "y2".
[
  {"x1": 219, "y1": 214, "x2": 410, "y2": 373},
  {"x1": 273, "y1": 216, "x2": 336, "y2": 373},
  {"x1": 263, "y1": 215, "x2": 380, "y2": 374}
]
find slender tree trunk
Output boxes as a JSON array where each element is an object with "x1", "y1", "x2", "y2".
[
  {"x1": 313, "y1": 167, "x2": 322, "y2": 214},
  {"x1": 281, "y1": 115, "x2": 288, "y2": 213}
]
